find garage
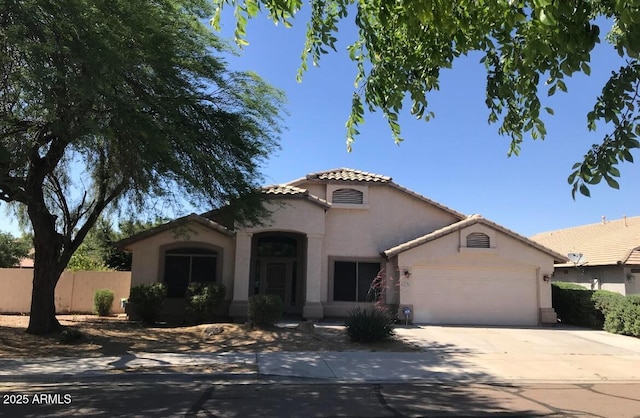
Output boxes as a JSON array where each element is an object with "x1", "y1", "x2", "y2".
[
  {"x1": 408, "y1": 267, "x2": 538, "y2": 326},
  {"x1": 384, "y1": 216, "x2": 566, "y2": 326}
]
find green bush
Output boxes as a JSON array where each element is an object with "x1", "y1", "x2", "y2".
[
  {"x1": 592, "y1": 290, "x2": 625, "y2": 315},
  {"x1": 93, "y1": 289, "x2": 115, "y2": 316},
  {"x1": 552, "y1": 283, "x2": 601, "y2": 328},
  {"x1": 344, "y1": 305, "x2": 395, "y2": 343},
  {"x1": 627, "y1": 294, "x2": 640, "y2": 306},
  {"x1": 603, "y1": 297, "x2": 640, "y2": 337},
  {"x1": 553, "y1": 283, "x2": 640, "y2": 338},
  {"x1": 185, "y1": 282, "x2": 226, "y2": 324},
  {"x1": 248, "y1": 294, "x2": 283, "y2": 327},
  {"x1": 128, "y1": 283, "x2": 166, "y2": 325}
]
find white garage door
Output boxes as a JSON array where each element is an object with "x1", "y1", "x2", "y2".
[{"x1": 405, "y1": 268, "x2": 538, "y2": 326}]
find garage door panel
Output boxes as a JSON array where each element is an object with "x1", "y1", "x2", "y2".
[{"x1": 405, "y1": 269, "x2": 538, "y2": 326}]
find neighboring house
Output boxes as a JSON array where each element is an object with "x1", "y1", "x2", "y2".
[
  {"x1": 531, "y1": 216, "x2": 640, "y2": 295},
  {"x1": 118, "y1": 168, "x2": 566, "y2": 326}
]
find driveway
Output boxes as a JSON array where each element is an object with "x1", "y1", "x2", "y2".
[{"x1": 394, "y1": 325, "x2": 640, "y2": 382}]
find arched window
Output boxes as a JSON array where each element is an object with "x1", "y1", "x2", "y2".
[
  {"x1": 164, "y1": 247, "x2": 217, "y2": 298},
  {"x1": 332, "y1": 188, "x2": 363, "y2": 204},
  {"x1": 466, "y1": 232, "x2": 490, "y2": 248}
]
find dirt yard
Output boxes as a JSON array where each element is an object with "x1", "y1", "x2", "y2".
[{"x1": 0, "y1": 315, "x2": 418, "y2": 358}]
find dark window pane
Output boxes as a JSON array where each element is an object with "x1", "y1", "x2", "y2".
[
  {"x1": 357, "y1": 263, "x2": 381, "y2": 302},
  {"x1": 257, "y1": 236, "x2": 297, "y2": 257},
  {"x1": 166, "y1": 248, "x2": 216, "y2": 255},
  {"x1": 164, "y1": 255, "x2": 190, "y2": 298},
  {"x1": 191, "y1": 256, "x2": 216, "y2": 284},
  {"x1": 334, "y1": 261, "x2": 356, "y2": 301}
]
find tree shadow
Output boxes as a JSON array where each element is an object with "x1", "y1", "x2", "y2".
[{"x1": 0, "y1": 381, "x2": 554, "y2": 417}]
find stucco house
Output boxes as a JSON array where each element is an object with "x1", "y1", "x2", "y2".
[
  {"x1": 118, "y1": 168, "x2": 566, "y2": 326},
  {"x1": 531, "y1": 215, "x2": 640, "y2": 295}
]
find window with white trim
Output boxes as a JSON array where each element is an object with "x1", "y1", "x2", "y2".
[
  {"x1": 466, "y1": 232, "x2": 490, "y2": 248},
  {"x1": 164, "y1": 247, "x2": 217, "y2": 298},
  {"x1": 333, "y1": 261, "x2": 381, "y2": 302},
  {"x1": 332, "y1": 188, "x2": 364, "y2": 204}
]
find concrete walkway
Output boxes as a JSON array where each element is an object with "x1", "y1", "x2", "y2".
[{"x1": 1, "y1": 325, "x2": 640, "y2": 384}]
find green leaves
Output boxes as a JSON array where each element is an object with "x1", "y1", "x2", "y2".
[{"x1": 214, "y1": 0, "x2": 640, "y2": 196}]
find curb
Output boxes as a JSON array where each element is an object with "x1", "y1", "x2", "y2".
[{"x1": 0, "y1": 371, "x2": 259, "y2": 384}]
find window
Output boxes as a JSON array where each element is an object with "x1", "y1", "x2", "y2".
[
  {"x1": 466, "y1": 232, "x2": 490, "y2": 248},
  {"x1": 332, "y1": 188, "x2": 364, "y2": 204},
  {"x1": 257, "y1": 236, "x2": 297, "y2": 257},
  {"x1": 164, "y1": 247, "x2": 217, "y2": 298},
  {"x1": 333, "y1": 261, "x2": 381, "y2": 302}
]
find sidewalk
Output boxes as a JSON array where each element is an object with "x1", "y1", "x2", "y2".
[{"x1": 0, "y1": 351, "x2": 484, "y2": 384}]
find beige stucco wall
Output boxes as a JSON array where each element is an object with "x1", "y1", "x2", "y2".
[
  {"x1": 323, "y1": 185, "x2": 460, "y2": 256},
  {"x1": 0, "y1": 269, "x2": 131, "y2": 314},
  {"x1": 243, "y1": 199, "x2": 326, "y2": 236},
  {"x1": 396, "y1": 223, "x2": 556, "y2": 325},
  {"x1": 127, "y1": 222, "x2": 235, "y2": 298},
  {"x1": 321, "y1": 184, "x2": 461, "y2": 312},
  {"x1": 552, "y1": 265, "x2": 638, "y2": 295}
]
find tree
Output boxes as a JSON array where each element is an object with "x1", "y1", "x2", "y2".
[
  {"x1": 82, "y1": 217, "x2": 166, "y2": 271},
  {"x1": 213, "y1": 0, "x2": 640, "y2": 196},
  {"x1": 0, "y1": 0, "x2": 284, "y2": 334},
  {"x1": 0, "y1": 231, "x2": 30, "y2": 268}
]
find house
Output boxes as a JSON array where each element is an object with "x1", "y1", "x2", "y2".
[
  {"x1": 118, "y1": 168, "x2": 566, "y2": 326},
  {"x1": 530, "y1": 216, "x2": 640, "y2": 295}
]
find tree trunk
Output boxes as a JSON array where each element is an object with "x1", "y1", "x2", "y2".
[
  {"x1": 26, "y1": 214, "x2": 65, "y2": 335},
  {"x1": 26, "y1": 266, "x2": 61, "y2": 335}
]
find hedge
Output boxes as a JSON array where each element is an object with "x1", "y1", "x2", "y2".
[{"x1": 552, "y1": 283, "x2": 640, "y2": 337}]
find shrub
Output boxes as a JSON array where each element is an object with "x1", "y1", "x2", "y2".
[
  {"x1": 552, "y1": 283, "x2": 601, "y2": 328},
  {"x1": 185, "y1": 282, "x2": 226, "y2": 324},
  {"x1": 93, "y1": 289, "x2": 115, "y2": 316},
  {"x1": 603, "y1": 297, "x2": 640, "y2": 337},
  {"x1": 627, "y1": 294, "x2": 640, "y2": 306},
  {"x1": 344, "y1": 305, "x2": 395, "y2": 343},
  {"x1": 248, "y1": 294, "x2": 283, "y2": 327},
  {"x1": 128, "y1": 283, "x2": 166, "y2": 325},
  {"x1": 592, "y1": 290, "x2": 625, "y2": 315}
]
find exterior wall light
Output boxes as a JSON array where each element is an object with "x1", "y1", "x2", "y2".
[
  {"x1": 543, "y1": 274, "x2": 552, "y2": 282},
  {"x1": 403, "y1": 269, "x2": 411, "y2": 278}
]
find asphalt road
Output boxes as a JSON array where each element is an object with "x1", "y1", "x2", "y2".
[{"x1": 1, "y1": 380, "x2": 639, "y2": 417}]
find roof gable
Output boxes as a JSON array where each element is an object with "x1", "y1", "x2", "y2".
[
  {"x1": 116, "y1": 214, "x2": 233, "y2": 250},
  {"x1": 530, "y1": 215, "x2": 640, "y2": 266},
  {"x1": 289, "y1": 167, "x2": 465, "y2": 220},
  {"x1": 384, "y1": 214, "x2": 568, "y2": 262}
]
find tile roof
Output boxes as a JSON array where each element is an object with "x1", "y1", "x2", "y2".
[
  {"x1": 262, "y1": 184, "x2": 308, "y2": 195},
  {"x1": 301, "y1": 168, "x2": 392, "y2": 183},
  {"x1": 384, "y1": 214, "x2": 567, "y2": 262},
  {"x1": 530, "y1": 215, "x2": 640, "y2": 266},
  {"x1": 261, "y1": 184, "x2": 331, "y2": 208},
  {"x1": 289, "y1": 167, "x2": 465, "y2": 220}
]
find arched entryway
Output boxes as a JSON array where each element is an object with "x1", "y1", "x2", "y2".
[{"x1": 250, "y1": 232, "x2": 306, "y2": 314}]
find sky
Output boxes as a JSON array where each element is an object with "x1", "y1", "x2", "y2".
[{"x1": 1, "y1": 8, "x2": 639, "y2": 238}]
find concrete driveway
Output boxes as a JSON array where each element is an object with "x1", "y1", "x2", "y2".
[{"x1": 394, "y1": 325, "x2": 640, "y2": 382}]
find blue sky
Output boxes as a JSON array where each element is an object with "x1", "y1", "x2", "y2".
[{"x1": 1, "y1": 9, "x2": 638, "y2": 237}]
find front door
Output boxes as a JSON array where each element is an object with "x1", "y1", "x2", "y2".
[
  {"x1": 264, "y1": 261, "x2": 287, "y2": 306},
  {"x1": 259, "y1": 259, "x2": 300, "y2": 314},
  {"x1": 253, "y1": 234, "x2": 304, "y2": 314}
]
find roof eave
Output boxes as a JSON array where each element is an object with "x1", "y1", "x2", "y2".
[{"x1": 115, "y1": 214, "x2": 234, "y2": 251}]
